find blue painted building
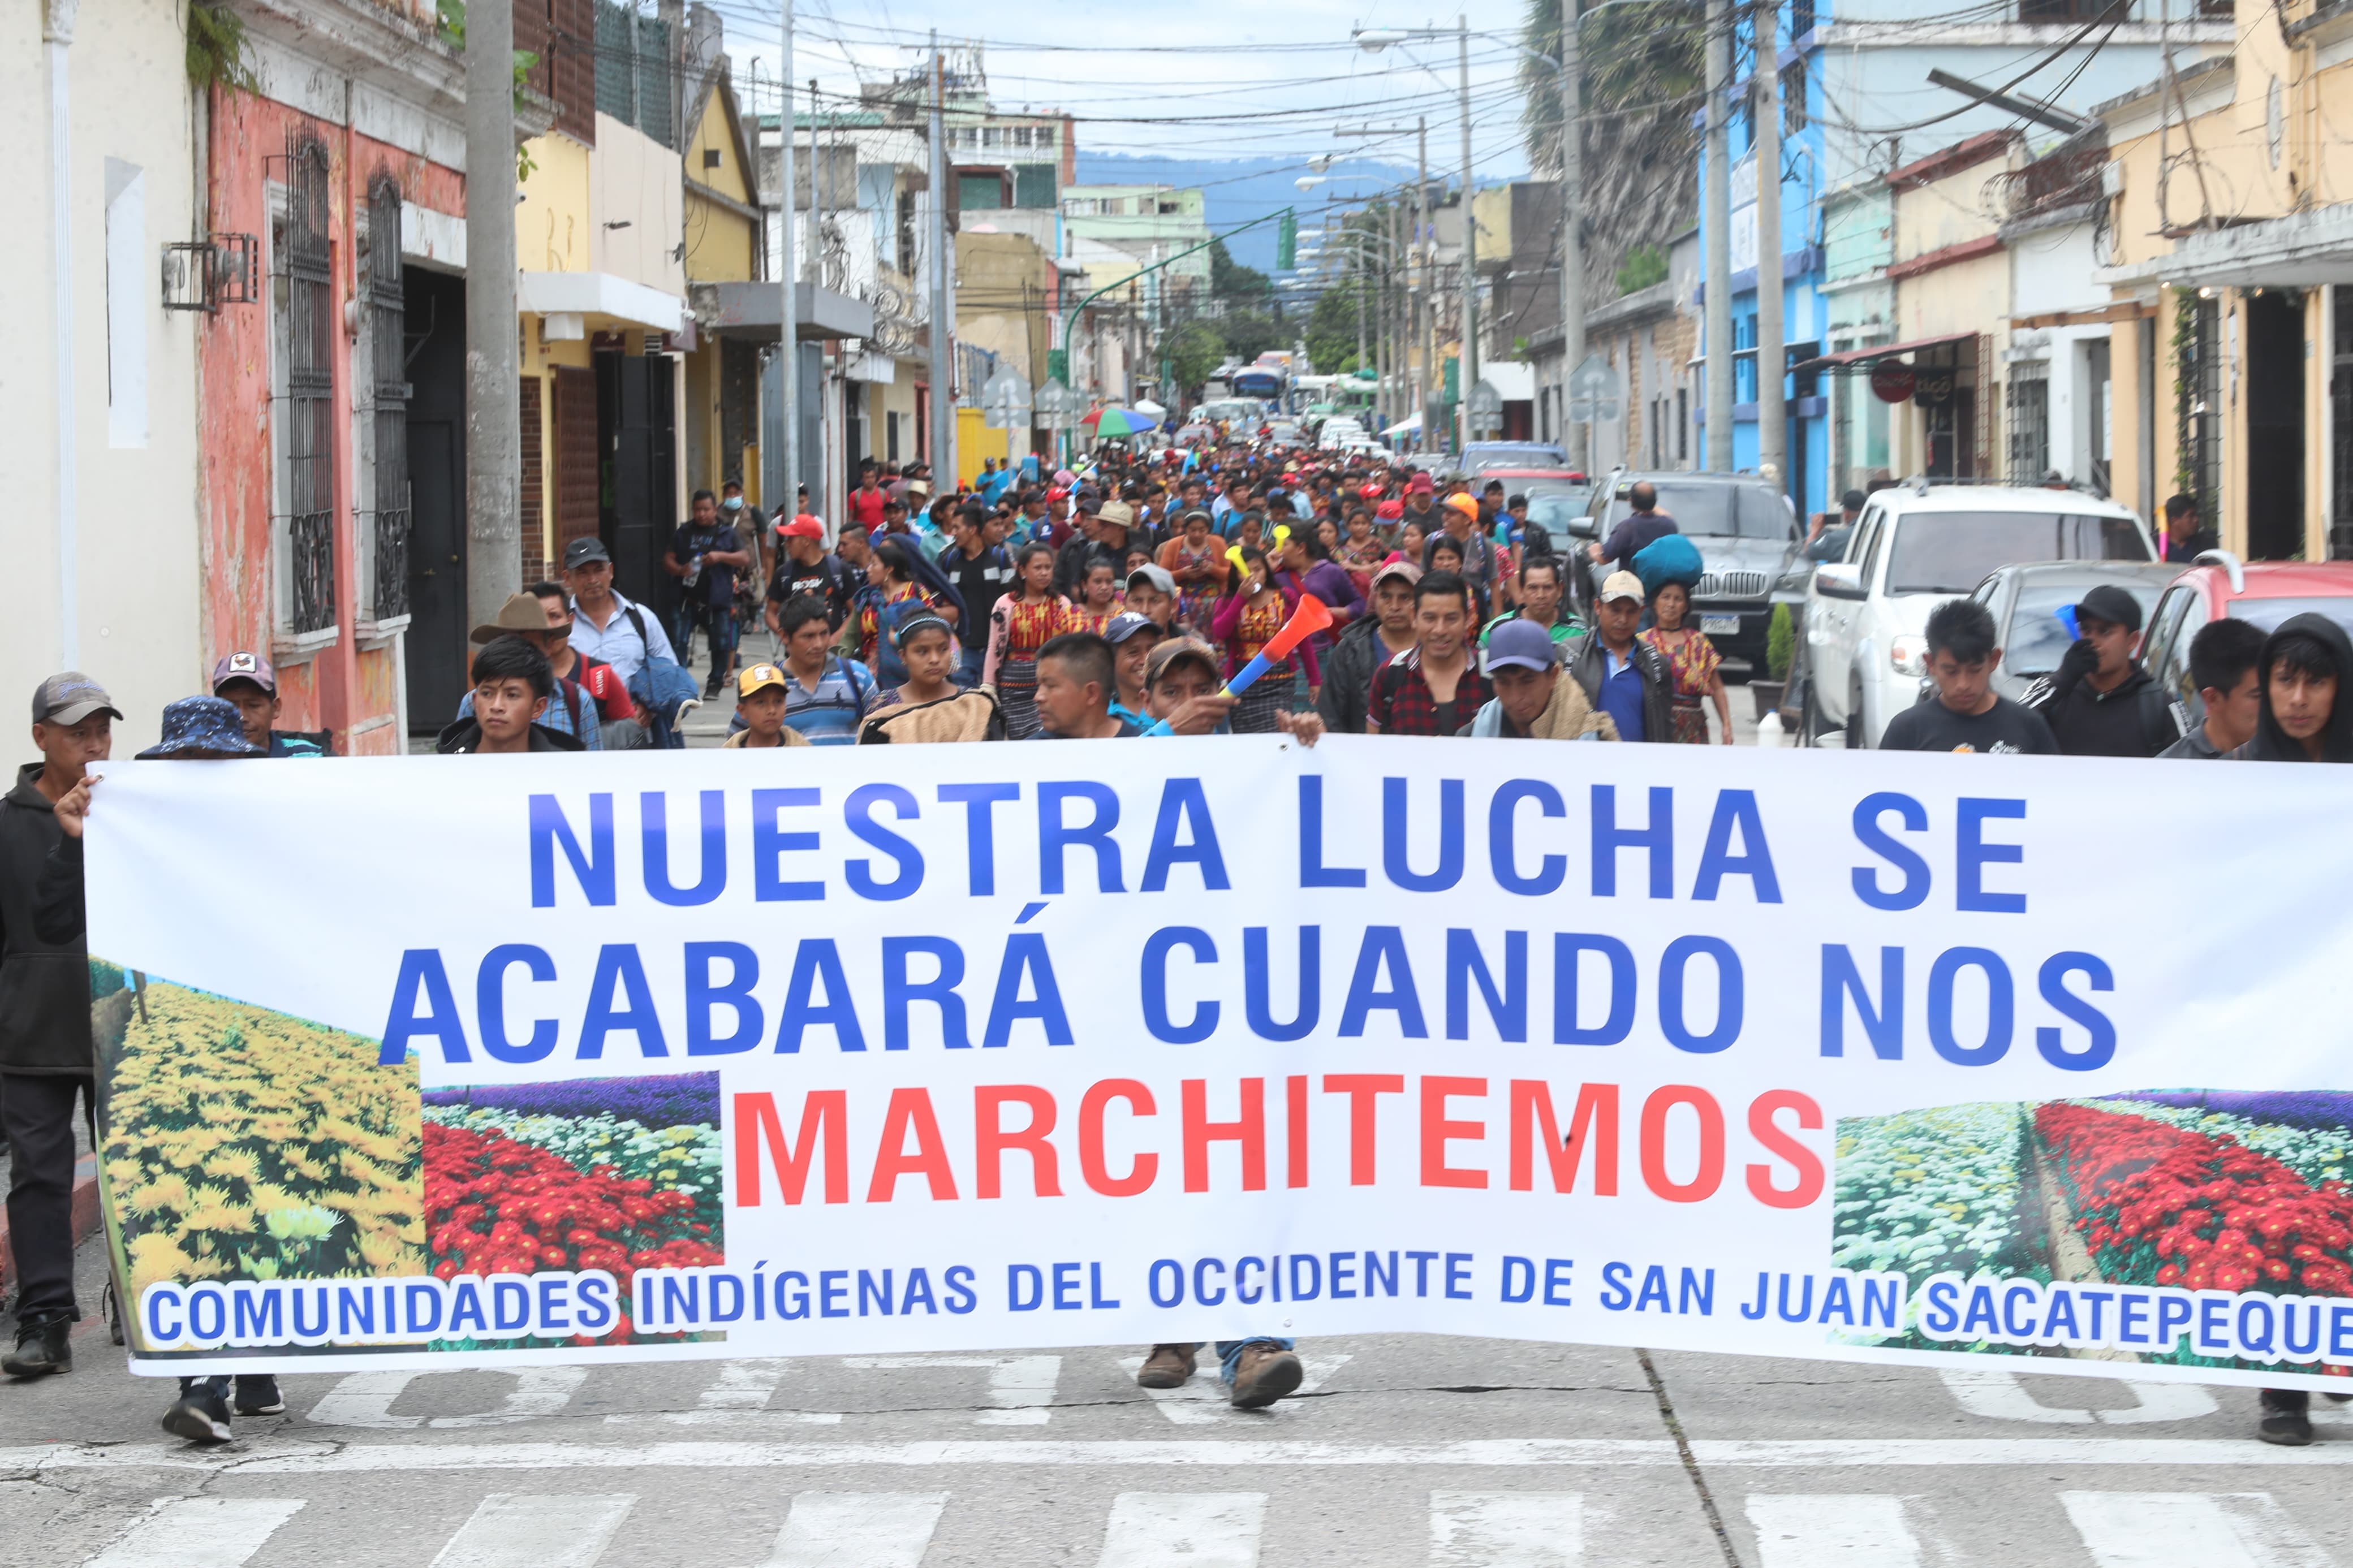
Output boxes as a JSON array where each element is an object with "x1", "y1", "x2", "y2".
[{"x1": 1695, "y1": 0, "x2": 2231, "y2": 519}]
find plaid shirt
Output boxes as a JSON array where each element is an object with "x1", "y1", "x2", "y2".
[{"x1": 1367, "y1": 646, "x2": 1492, "y2": 737}]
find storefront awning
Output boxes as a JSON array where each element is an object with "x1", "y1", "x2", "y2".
[
  {"x1": 697, "y1": 281, "x2": 878, "y2": 343},
  {"x1": 1791, "y1": 332, "x2": 1975, "y2": 373}
]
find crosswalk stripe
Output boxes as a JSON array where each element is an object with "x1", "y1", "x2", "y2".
[
  {"x1": 428, "y1": 1493, "x2": 636, "y2": 1567},
  {"x1": 762, "y1": 1492, "x2": 948, "y2": 1568},
  {"x1": 2060, "y1": 1491, "x2": 2335, "y2": 1568},
  {"x1": 1096, "y1": 1493, "x2": 1266, "y2": 1567},
  {"x1": 841, "y1": 1355, "x2": 1065, "y2": 1426},
  {"x1": 83, "y1": 1497, "x2": 305, "y2": 1568},
  {"x1": 1428, "y1": 1491, "x2": 1581, "y2": 1567},
  {"x1": 30, "y1": 1435, "x2": 2353, "y2": 1475},
  {"x1": 1939, "y1": 1370, "x2": 2221, "y2": 1426},
  {"x1": 1745, "y1": 1494, "x2": 1921, "y2": 1567}
]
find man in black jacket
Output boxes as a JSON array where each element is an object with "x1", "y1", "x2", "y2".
[
  {"x1": 33, "y1": 699, "x2": 291, "y2": 1442},
  {"x1": 1567, "y1": 573, "x2": 1675, "y2": 742},
  {"x1": 1317, "y1": 560, "x2": 1420, "y2": 733},
  {"x1": 1, "y1": 674, "x2": 118, "y2": 1379},
  {"x1": 2025, "y1": 584, "x2": 2177, "y2": 757}
]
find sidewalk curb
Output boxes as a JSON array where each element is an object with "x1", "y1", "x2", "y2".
[{"x1": 0, "y1": 1154, "x2": 100, "y2": 1304}]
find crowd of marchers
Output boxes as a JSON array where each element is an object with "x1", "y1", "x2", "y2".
[{"x1": 6, "y1": 434, "x2": 2348, "y2": 1450}]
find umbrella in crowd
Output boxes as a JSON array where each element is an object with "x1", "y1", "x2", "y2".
[{"x1": 1081, "y1": 406, "x2": 1160, "y2": 440}]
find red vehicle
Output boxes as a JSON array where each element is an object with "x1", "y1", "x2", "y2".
[{"x1": 2140, "y1": 551, "x2": 2353, "y2": 729}]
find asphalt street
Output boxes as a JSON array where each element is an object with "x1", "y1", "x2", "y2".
[{"x1": 3, "y1": 1237, "x2": 2349, "y2": 1567}]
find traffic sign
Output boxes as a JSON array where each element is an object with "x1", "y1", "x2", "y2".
[
  {"x1": 982, "y1": 366, "x2": 1031, "y2": 430},
  {"x1": 1568, "y1": 353, "x2": 1622, "y2": 401}
]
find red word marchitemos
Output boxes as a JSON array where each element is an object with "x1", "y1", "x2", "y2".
[{"x1": 732, "y1": 1079, "x2": 1824, "y2": 1210}]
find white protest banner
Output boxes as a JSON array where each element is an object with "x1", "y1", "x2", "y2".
[{"x1": 82, "y1": 738, "x2": 2353, "y2": 1390}]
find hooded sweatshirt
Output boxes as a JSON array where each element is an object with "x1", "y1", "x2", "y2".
[{"x1": 2230, "y1": 612, "x2": 2353, "y2": 763}]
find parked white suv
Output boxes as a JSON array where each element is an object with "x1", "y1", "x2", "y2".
[{"x1": 1797, "y1": 482, "x2": 2157, "y2": 748}]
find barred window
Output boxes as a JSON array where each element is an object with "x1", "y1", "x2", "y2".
[
  {"x1": 278, "y1": 132, "x2": 337, "y2": 636},
  {"x1": 368, "y1": 176, "x2": 411, "y2": 623}
]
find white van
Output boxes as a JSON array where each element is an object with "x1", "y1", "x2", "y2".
[{"x1": 1798, "y1": 482, "x2": 2157, "y2": 748}]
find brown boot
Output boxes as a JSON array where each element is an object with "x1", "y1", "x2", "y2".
[
  {"x1": 1136, "y1": 1344, "x2": 1197, "y2": 1389},
  {"x1": 1227, "y1": 1342, "x2": 1303, "y2": 1409}
]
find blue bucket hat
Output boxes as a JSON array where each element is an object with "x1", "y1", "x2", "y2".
[{"x1": 138, "y1": 696, "x2": 266, "y2": 759}]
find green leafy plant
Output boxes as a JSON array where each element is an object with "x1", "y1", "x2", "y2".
[
  {"x1": 1766, "y1": 601, "x2": 1794, "y2": 682},
  {"x1": 1617, "y1": 243, "x2": 1667, "y2": 295},
  {"x1": 186, "y1": 1, "x2": 259, "y2": 94}
]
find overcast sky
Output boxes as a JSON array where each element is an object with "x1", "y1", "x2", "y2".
[{"x1": 701, "y1": 0, "x2": 1542, "y2": 173}]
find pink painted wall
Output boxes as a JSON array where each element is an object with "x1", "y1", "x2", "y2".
[{"x1": 200, "y1": 86, "x2": 466, "y2": 754}]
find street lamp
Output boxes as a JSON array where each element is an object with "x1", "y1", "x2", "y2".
[{"x1": 1348, "y1": 18, "x2": 1477, "y2": 453}]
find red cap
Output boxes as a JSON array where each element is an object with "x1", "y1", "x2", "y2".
[
  {"x1": 1406, "y1": 473, "x2": 1434, "y2": 494},
  {"x1": 780, "y1": 515, "x2": 825, "y2": 539}
]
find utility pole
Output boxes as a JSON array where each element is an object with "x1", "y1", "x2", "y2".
[
  {"x1": 1703, "y1": 0, "x2": 1734, "y2": 472},
  {"x1": 1389, "y1": 200, "x2": 1405, "y2": 432},
  {"x1": 1355, "y1": 242, "x2": 1368, "y2": 376},
  {"x1": 777, "y1": 0, "x2": 799, "y2": 521},
  {"x1": 464, "y1": 0, "x2": 520, "y2": 631},
  {"x1": 1754, "y1": 0, "x2": 1786, "y2": 495},
  {"x1": 928, "y1": 35, "x2": 955, "y2": 487},
  {"x1": 1558, "y1": 0, "x2": 1585, "y2": 469},
  {"x1": 1457, "y1": 16, "x2": 1477, "y2": 455},
  {"x1": 1420, "y1": 117, "x2": 1434, "y2": 450},
  {"x1": 44, "y1": 0, "x2": 75, "y2": 666}
]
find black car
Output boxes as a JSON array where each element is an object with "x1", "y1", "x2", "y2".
[{"x1": 1570, "y1": 472, "x2": 1805, "y2": 666}]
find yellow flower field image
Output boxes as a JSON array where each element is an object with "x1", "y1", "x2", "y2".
[{"x1": 97, "y1": 965, "x2": 425, "y2": 1307}]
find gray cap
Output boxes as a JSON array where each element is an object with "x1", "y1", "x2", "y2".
[
  {"x1": 1126, "y1": 563, "x2": 1176, "y2": 598},
  {"x1": 32, "y1": 672, "x2": 122, "y2": 728}
]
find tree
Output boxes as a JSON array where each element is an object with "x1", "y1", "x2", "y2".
[
  {"x1": 1521, "y1": 0, "x2": 1704, "y2": 310},
  {"x1": 1220, "y1": 308, "x2": 1284, "y2": 365},
  {"x1": 1304, "y1": 279, "x2": 1367, "y2": 378},
  {"x1": 1209, "y1": 239, "x2": 1272, "y2": 309},
  {"x1": 1164, "y1": 321, "x2": 1227, "y2": 400}
]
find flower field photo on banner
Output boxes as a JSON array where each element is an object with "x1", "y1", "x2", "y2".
[
  {"x1": 1831, "y1": 1101, "x2": 2037, "y2": 1349},
  {"x1": 97, "y1": 970, "x2": 425, "y2": 1316},
  {"x1": 421, "y1": 1072, "x2": 724, "y2": 1348},
  {"x1": 1835, "y1": 1092, "x2": 2353, "y2": 1379}
]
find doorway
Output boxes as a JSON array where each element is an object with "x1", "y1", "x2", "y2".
[
  {"x1": 2245, "y1": 290, "x2": 2305, "y2": 560},
  {"x1": 597, "y1": 350, "x2": 678, "y2": 612},
  {"x1": 400, "y1": 266, "x2": 468, "y2": 731}
]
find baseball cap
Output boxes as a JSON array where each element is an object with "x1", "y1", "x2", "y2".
[
  {"x1": 1443, "y1": 493, "x2": 1481, "y2": 520},
  {"x1": 738, "y1": 663, "x2": 790, "y2": 698},
  {"x1": 780, "y1": 515, "x2": 825, "y2": 540},
  {"x1": 1103, "y1": 611, "x2": 1163, "y2": 646},
  {"x1": 1126, "y1": 563, "x2": 1176, "y2": 598},
  {"x1": 210, "y1": 650, "x2": 278, "y2": 696},
  {"x1": 31, "y1": 672, "x2": 122, "y2": 728},
  {"x1": 1098, "y1": 500, "x2": 1136, "y2": 531},
  {"x1": 1368, "y1": 558, "x2": 1423, "y2": 593},
  {"x1": 1406, "y1": 472, "x2": 1434, "y2": 495},
  {"x1": 563, "y1": 536, "x2": 613, "y2": 569},
  {"x1": 2074, "y1": 582, "x2": 2144, "y2": 634},
  {"x1": 1486, "y1": 618, "x2": 1560, "y2": 673},
  {"x1": 1145, "y1": 637, "x2": 1223, "y2": 690},
  {"x1": 1600, "y1": 571, "x2": 1646, "y2": 605}
]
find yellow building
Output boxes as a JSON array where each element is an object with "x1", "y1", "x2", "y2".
[
  {"x1": 2092, "y1": 0, "x2": 2353, "y2": 559},
  {"x1": 680, "y1": 70, "x2": 765, "y2": 511}
]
